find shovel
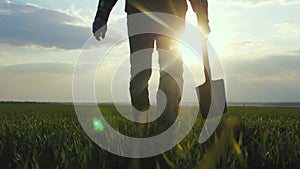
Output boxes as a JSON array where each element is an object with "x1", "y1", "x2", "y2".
[
  {"x1": 195, "y1": 38, "x2": 228, "y2": 143},
  {"x1": 195, "y1": 38, "x2": 227, "y2": 119}
]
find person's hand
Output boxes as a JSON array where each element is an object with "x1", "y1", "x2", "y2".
[
  {"x1": 92, "y1": 18, "x2": 107, "y2": 41},
  {"x1": 199, "y1": 22, "x2": 211, "y2": 37},
  {"x1": 197, "y1": 14, "x2": 211, "y2": 37}
]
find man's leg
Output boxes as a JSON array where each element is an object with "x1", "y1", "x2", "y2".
[
  {"x1": 128, "y1": 33, "x2": 155, "y2": 112},
  {"x1": 156, "y1": 35, "x2": 183, "y2": 126}
]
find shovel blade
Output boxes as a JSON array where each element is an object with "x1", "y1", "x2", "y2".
[
  {"x1": 196, "y1": 80, "x2": 211, "y2": 119},
  {"x1": 196, "y1": 79, "x2": 227, "y2": 143},
  {"x1": 196, "y1": 79, "x2": 227, "y2": 119}
]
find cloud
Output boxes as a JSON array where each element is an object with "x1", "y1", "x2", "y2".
[
  {"x1": 55, "y1": 5, "x2": 92, "y2": 27},
  {"x1": 0, "y1": 72, "x2": 73, "y2": 102},
  {"x1": 0, "y1": 0, "x2": 10, "y2": 4},
  {"x1": 216, "y1": 0, "x2": 273, "y2": 7},
  {"x1": 0, "y1": 51, "x2": 10, "y2": 56},
  {"x1": 290, "y1": 49, "x2": 300, "y2": 55},
  {"x1": 273, "y1": 22, "x2": 300, "y2": 38},
  {"x1": 0, "y1": 2, "x2": 126, "y2": 50},
  {"x1": 223, "y1": 53, "x2": 300, "y2": 77},
  {"x1": 216, "y1": 0, "x2": 299, "y2": 7},
  {"x1": 223, "y1": 40, "x2": 284, "y2": 60},
  {"x1": 278, "y1": 0, "x2": 300, "y2": 4},
  {"x1": 0, "y1": 3, "x2": 91, "y2": 49},
  {"x1": 224, "y1": 68, "x2": 300, "y2": 102},
  {"x1": 223, "y1": 40, "x2": 300, "y2": 78},
  {"x1": 221, "y1": 41, "x2": 300, "y2": 102},
  {"x1": 0, "y1": 61, "x2": 75, "y2": 102},
  {"x1": 0, "y1": 62, "x2": 74, "y2": 74}
]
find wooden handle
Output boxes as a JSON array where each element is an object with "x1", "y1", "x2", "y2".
[{"x1": 202, "y1": 38, "x2": 212, "y2": 82}]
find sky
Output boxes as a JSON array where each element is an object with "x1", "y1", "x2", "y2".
[{"x1": 0, "y1": 0, "x2": 299, "y2": 103}]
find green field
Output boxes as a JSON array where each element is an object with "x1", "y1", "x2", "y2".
[{"x1": 0, "y1": 103, "x2": 299, "y2": 169}]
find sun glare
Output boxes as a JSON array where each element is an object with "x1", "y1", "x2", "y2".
[{"x1": 183, "y1": 5, "x2": 229, "y2": 60}]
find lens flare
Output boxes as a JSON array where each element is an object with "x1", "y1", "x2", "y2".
[{"x1": 93, "y1": 118, "x2": 104, "y2": 132}]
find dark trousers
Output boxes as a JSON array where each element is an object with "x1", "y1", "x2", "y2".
[{"x1": 127, "y1": 19, "x2": 184, "y2": 125}]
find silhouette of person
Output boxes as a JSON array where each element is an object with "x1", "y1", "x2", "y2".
[{"x1": 93, "y1": 0, "x2": 210, "y2": 127}]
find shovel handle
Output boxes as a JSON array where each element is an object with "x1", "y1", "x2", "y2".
[{"x1": 202, "y1": 38, "x2": 212, "y2": 82}]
